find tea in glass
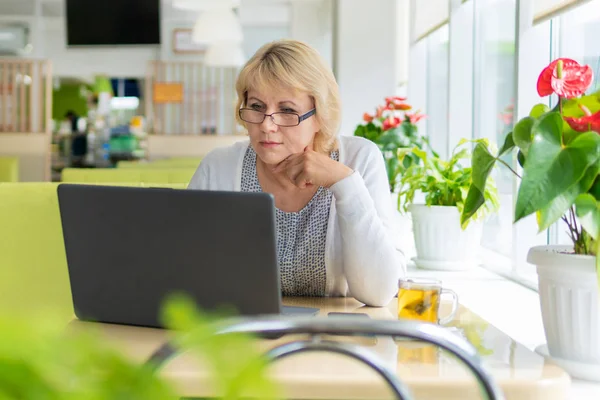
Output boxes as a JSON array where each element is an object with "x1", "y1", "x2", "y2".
[
  {"x1": 397, "y1": 286, "x2": 440, "y2": 323},
  {"x1": 397, "y1": 278, "x2": 458, "y2": 324}
]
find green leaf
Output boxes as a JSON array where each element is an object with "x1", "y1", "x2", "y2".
[
  {"x1": 517, "y1": 150, "x2": 526, "y2": 167},
  {"x1": 354, "y1": 122, "x2": 382, "y2": 142},
  {"x1": 386, "y1": 156, "x2": 399, "y2": 190},
  {"x1": 529, "y1": 103, "x2": 550, "y2": 119},
  {"x1": 498, "y1": 132, "x2": 515, "y2": 156},
  {"x1": 537, "y1": 164, "x2": 600, "y2": 231},
  {"x1": 461, "y1": 142, "x2": 497, "y2": 227},
  {"x1": 513, "y1": 117, "x2": 535, "y2": 156},
  {"x1": 354, "y1": 124, "x2": 366, "y2": 137},
  {"x1": 515, "y1": 112, "x2": 600, "y2": 222},
  {"x1": 562, "y1": 93, "x2": 600, "y2": 118},
  {"x1": 590, "y1": 177, "x2": 600, "y2": 200},
  {"x1": 575, "y1": 194, "x2": 600, "y2": 240}
]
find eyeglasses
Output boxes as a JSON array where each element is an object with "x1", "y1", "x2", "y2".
[{"x1": 239, "y1": 108, "x2": 316, "y2": 127}]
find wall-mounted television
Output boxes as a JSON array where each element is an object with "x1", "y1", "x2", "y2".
[{"x1": 66, "y1": 0, "x2": 160, "y2": 46}]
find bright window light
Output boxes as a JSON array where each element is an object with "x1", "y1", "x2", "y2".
[{"x1": 110, "y1": 97, "x2": 140, "y2": 110}]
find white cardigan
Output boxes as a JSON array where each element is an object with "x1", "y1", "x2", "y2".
[{"x1": 188, "y1": 135, "x2": 406, "y2": 307}]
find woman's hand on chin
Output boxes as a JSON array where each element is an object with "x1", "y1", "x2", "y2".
[{"x1": 272, "y1": 147, "x2": 353, "y2": 189}]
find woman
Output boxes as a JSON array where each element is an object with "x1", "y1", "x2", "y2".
[{"x1": 188, "y1": 39, "x2": 405, "y2": 307}]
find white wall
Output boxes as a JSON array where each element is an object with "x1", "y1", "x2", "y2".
[
  {"x1": 7, "y1": 1, "x2": 292, "y2": 80},
  {"x1": 396, "y1": 0, "x2": 410, "y2": 92},
  {"x1": 242, "y1": 26, "x2": 291, "y2": 58},
  {"x1": 41, "y1": 18, "x2": 160, "y2": 79},
  {"x1": 290, "y1": 0, "x2": 333, "y2": 68},
  {"x1": 334, "y1": 0, "x2": 398, "y2": 136}
]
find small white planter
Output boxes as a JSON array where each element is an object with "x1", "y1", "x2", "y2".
[
  {"x1": 409, "y1": 204, "x2": 482, "y2": 271},
  {"x1": 390, "y1": 193, "x2": 417, "y2": 261},
  {"x1": 529, "y1": 245, "x2": 600, "y2": 364}
]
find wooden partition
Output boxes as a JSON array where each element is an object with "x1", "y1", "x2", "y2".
[
  {"x1": 0, "y1": 59, "x2": 53, "y2": 181},
  {"x1": 0, "y1": 59, "x2": 52, "y2": 134},
  {"x1": 146, "y1": 61, "x2": 238, "y2": 136}
]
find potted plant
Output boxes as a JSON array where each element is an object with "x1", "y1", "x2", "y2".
[
  {"x1": 354, "y1": 97, "x2": 428, "y2": 260},
  {"x1": 397, "y1": 141, "x2": 499, "y2": 271},
  {"x1": 0, "y1": 295, "x2": 278, "y2": 399},
  {"x1": 354, "y1": 96, "x2": 428, "y2": 193},
  {"x1": 462, "y1": 58, "x2": 600, "y2": 371}
]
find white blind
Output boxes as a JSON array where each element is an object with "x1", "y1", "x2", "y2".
[
  {"x1": 534, "y1": 0, "x2": 589, "y2": 22},
  {"x1": 412, "y1": 0, "x2": 449, "y2": 42}
]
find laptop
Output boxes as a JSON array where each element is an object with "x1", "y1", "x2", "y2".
[{"x1": 57, "y1": 184, "x2": 318, "y2": 328}]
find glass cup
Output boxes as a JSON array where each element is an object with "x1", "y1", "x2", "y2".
[{"x1": 397, "y1": 278, "x2": 458, "y2": 325}]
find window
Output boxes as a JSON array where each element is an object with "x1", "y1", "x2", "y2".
[
  {"x1": 549, "y1": 0, "x2": 600, "y2": 246},
  {"x1": 473, "y1": 0, "x2": 516, "y2": 258},
  {"x1": 426, "y1": 25, "x2": 450, "y2": 158},
  {"x1": 407, "y1": 0, "x2": 600, "y2": 289}
]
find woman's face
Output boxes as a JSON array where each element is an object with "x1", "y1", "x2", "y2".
[{"x1": 244, "y1": 87, "x2": 320, "y2": 166}]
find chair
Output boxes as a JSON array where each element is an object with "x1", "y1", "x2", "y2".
[
  {"x1": 0, "y1": 182, "x2": 186, "y2": 323},
  {"x1": 61, "y1": 168, "x2": 195, "y2": 185},
  {"x1": 0, "y1": 156, "x2": 19, "y2": 182},
  {"x1": 146, "y1": 316, "x2": 505, "y2": 400},
  {"x1": 116, "y1": 158, "x2": 203, "y2": 169}
]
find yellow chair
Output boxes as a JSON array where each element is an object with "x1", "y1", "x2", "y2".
[
  {"x1": 0, "y1": 182, "x2": 185, "y2": 323},
  {"x1": 0, "y1": 156, "x2": 19, "y2": 182},
  {"x1": 116, "y1": 158, "x2": 203, "y2": 169},
  {"x1": 61, "y1": 168, "x2": 195, "y2": 185},
  {"x1": 150, "y1": 157, "x2": 203, "y2": 168}
]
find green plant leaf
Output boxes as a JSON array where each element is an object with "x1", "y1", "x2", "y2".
[
  {"x1": 377, "y1": 128, "x2": 402, "y2": 149},
  {"x1": 515, "y1": 112, "x2": 600, "y2": 222},
  {"x1": 461, "y1": 142, "x2": 497, "y2": 227},
  {"x1": 537, "y1": 164, "x2": 600, "y2": 231},
  {"x1": 529, "y1": 103, "x2": 550, "y2": 118},
  {"x1": 386, "y1": 156, "x2": 400, "y2": 191},
  {"x1": 575, "y1": 194, "x2": 600, "y2": 240},
  {"x1": 498, "y1": 132, "x2": 515, "y2": 156},
  {"x1": 590, "y1": 177, "x2": 600, "y2": 200},
  {"x1": 354, "y1": 122, "x2": 382, "y2": 143},
  {"x1": 562, "y1": 93, "x2": 600, "y2": 118},
  {"x1": 513, "y1": 117, "x2": 535, "y2": 156},
  {"x1": 401, "y1": 121, "x2": 417, "y2": 138},
  {"x1": 517, "y1": 150, "x2": 526, "y2": 167}
]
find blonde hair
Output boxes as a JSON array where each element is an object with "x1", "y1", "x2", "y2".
[{"x1": 235, "y1": 39, "x2": 341, "y2": 153}]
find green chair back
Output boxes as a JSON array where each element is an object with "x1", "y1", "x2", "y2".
[
  {"x1": 61, "y1": 168, "x2": 194, "y2": 185},
  {"x1": 0, "y1": 156, "x2": 19, "y2": 182},
  {"x1": 0, "y1": 182, "x2": 185, "y2": 323},
  {"x1": 116, "y1": 158, "x2": 203, "y2": 169}
]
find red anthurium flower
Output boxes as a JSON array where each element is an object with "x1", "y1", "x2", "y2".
[
  {"x1": 564, "y1": 105, "x2": 600, "y2": 133},
  {"x1": 537, "y1": 58, "x2": 593, "y2": 99},
  {"x1": 385, "y1": 96, "x2": 407, "y2": 104},
  {"x1": 382, "y1": 116, "x2": 401, "y2": 131},
  {"x1": 391, "y1": 102, "x2": 412, "y2": 111},
  {"x1": 363, "y1": 113, "x2": 374, "y2": 123},
  {"x1": 406, "y1": 112, "x2": 426, "y2": 125}
]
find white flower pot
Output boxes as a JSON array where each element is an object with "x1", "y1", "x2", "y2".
[
  {"x1": 390, "y1": 193, "x2": 417, "y2": 261},
  {"x1": 528, "y1": 245, "x2": 600, "y2": 363},
  {"x1": 409, "y1": 204, "x2": 482, "y2": 271}
]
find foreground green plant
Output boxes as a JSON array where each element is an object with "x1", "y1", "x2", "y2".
[{"x1": 0, "y1": 296, "x2": 278, "y2": 400}]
